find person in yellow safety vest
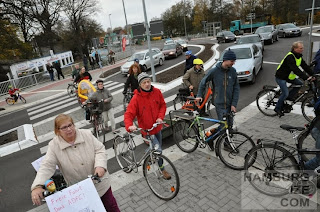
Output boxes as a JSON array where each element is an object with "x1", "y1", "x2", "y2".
[{"x1": 274, "y1": 41, "x2": 313, "y2": 117}]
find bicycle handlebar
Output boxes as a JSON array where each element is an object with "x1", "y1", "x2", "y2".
[{"x1": 130, "y1": 121, "x2": 166, "y2": 133}]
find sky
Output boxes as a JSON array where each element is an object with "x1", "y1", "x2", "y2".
[{"x1": 95, "y1": 0, "x2": 182, "y2": 31}]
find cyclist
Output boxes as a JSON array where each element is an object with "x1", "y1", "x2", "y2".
[
  {"x1": 184, "y1": 50, "x2": 197, "y2": 74},
  {"x1": 72, "y1": 64, "x2": 81, "y2": 79},
  {"x1": 108, "y1": 50, "x2": 115, "y2": 64},
  {"x1": 123, "y1": 63, "x2": 141, "y2": 94},
  {"x1": 134, "y1": 58, "x2": 146, "y2": 72},
  {"x1": 85, "y1": 79, "x2": 116, "y2": 133},
  {"x1": 8, "y1": 85, "x2": 19, "y2": 102},
  {"x1": 124, "y1": 72, "x2": 171, "y2": 179},
  {"x1": 182, "y1": 58, "x2": 208, "y2": 116},
  {"x1": 74, "y1": 67, "x2": 92, "y2": 83},
  {"x1": 274, "y1": 41, "x2": 313, "y2": 117}
]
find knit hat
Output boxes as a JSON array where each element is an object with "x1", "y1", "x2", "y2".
[
  {"x1": 223, "y1": 49, "x2": 236, "y2": 61},
  {"x1": 138, "y1": 72, "x2": 151, "y2": 85}
]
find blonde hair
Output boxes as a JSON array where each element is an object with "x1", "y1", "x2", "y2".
[
  {"x1": 54, "y1": 114, "x2": 74, "y2": 135},
  {"x1": 291, "y1": 41, "x2": 303, "y2": 52}
]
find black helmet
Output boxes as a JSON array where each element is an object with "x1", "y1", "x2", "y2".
[{"x1": 96, "y1": 79, "x2": 103, "y2": 84}]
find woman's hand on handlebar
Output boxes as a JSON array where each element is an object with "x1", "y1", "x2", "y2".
[{"x1": 31, "y1": 187, "x2": 45, "y2": 206}]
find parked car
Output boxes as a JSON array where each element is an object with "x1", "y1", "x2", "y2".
[
  {"x1": 255, "y1": 25, "x2": 278, "y2": 44},
  {"x1": 217, "y1": 44, "x2": 263, "y2": 84},
  {"x1": 276, "y1": 23, "x2": 302, "y2": 38},
  {"x1": 164, "y1": 39, "x2": 175, "y2": 45},
  {"x1": 235, "y1": 34, "x2": 264, "y2": 52},
  {"x1": 120, "y1": 48, "x2": 164, "y2": 75},
  {"x1": 216, "y1": 31, "x2": 236, "y2": 43},
  {"x1": 175, "y1": 39, "x2": 188, "y2": 51},
  {"x1": 162, "y1": 43, "x2": 183, "y2": 59}
]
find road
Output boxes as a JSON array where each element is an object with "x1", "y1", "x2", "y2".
[{"x1": 0, "y1": 29, "x2": 319, "y2": 211}]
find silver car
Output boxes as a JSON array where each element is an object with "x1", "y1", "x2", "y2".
[
  {"x1": 277, "y1": 23, "x2": 302, "y2": 38},
  {"x1": 217, "y1": 44, "x2": 263, "y2": 84},
  {"x1": 120, "y1": 48, "x2": 165, "y2": 75},
  {"x1": 255, "y1": 25, "x2": 278, "y2": 44},
  {"x1": 235, "y1": 34, "x2": 264, "y2": 52}
]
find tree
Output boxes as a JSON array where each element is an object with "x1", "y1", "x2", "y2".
[{"x1": 63, "y1": 0, "x2": 99, "y2": 56}]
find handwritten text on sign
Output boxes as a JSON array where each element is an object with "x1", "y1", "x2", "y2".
[{"x1": 45, "y1": 178, "x2": 105, "y2": 212}]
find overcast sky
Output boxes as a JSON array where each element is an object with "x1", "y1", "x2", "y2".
[{"x1": 95, "y1": 0, "x2": 182, "y2": 30}]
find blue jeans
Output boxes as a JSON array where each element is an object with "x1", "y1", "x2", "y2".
[
  {"x1": 49, "y1": 72, "x2": 54, "y2": 81},
  {"x1": 275, "y1": 77, "x2": 303, "y2": 111},
  {"x1": 304, "y1": 128, "x2": 320, "y2": 170},
  {"x1": 216, "y1": 106, "x2": 233, "y2": 130},
  {"x1": 149, "y1": 131, "x2": 164, "y2": 170}
]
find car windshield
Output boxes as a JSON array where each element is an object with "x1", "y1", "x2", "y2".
[
  {"x1": 128, "y1": 53, "x2": 144, "y2": 61},
  {"x1": 224, "y1": 31, "x2": 234, "y2": 36},
  {"x1": 163, "y1": 44, "x2": 176, "y2": 50},
  {"x1": 256, "y1": 27, "x2": 272, "y2": 33},
  {"x1": 220, "y1": 48, "x2": 252, "y2": 60},
  {"x1": 177, "y1": 40, "x2": 186, "y2": 44},
  {"x1": 238, "y1": 36, "x2": 260, "y2": 44},
  {"x1": 282, "y1": 24, "x2": 297, "y2": 29}
]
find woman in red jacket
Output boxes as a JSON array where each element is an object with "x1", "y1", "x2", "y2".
[{"x1": 124, "y1": 73, "x2": 171, "y2": 179}]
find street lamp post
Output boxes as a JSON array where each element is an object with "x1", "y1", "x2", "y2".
[
  {"x1": 183, "y1": 0, "x2": 187, "y2": 39},
  {"x1": 122, "y1": 0, "x2": 133, "y2": 54},
  {"x1": 109, "y1": 14, "x2": 112, "y2": 32}
]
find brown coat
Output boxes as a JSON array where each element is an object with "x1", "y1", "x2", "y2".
[
  {"x1": 31, "y1": 129, "x2": 110, "y2": 197},
  {"x1": 182, "y1": 67, "x2": 205, "y2": 95}
]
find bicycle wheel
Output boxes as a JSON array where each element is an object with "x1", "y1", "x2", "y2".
[
  {"x1": 113, "y1": 135, "x2": 133, "y2": 173},
  {"x1": 173, "y1": 120, "x2": 199, "y2": 153},
  {"x1": 301, "y1": 95, "x2": 315, "y2": 122},
  {"x1": 256, "y1": 89, "x2": 278, "y2": 116},
  {"x1": 67, "y1": 84, "x2": 76, "y2": 97},
  {"x1": 19, "y1": 96, "x2": 26, "y2": 104},
  {"x1": 244, "y1": 143, "x2": 299, "y2": 196},
  {"x1": 6, "y1": 98, "x2": 15, "y2": 105},
  {"x1": 143, "y1": 153, "x2": 180, "y2": 200},
  {"x1": 297, "y1": 129, "x2": 316, "y2": 163},
  {"x1": 96, "y1": 116, "x2": 106, "y2": 143},
  {"x1": 123, "y1": 95, "x2": 129, "y2": 112},
  {"x1": 216, "y1": 131, "x2": 255, "y2": 170}
]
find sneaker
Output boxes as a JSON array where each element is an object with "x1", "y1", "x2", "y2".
[
  {"x1": 274, "y1": 109, "x2": 284, "y2": 117},
  {"x1": 162, "y1": 170, "x2": 171, "y2": 180}
]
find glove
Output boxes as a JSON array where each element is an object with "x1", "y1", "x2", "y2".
[{"x1": 122, "y1": 91, "x2": 126, "y2": 94}]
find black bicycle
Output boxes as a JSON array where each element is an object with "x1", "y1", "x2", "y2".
[
  {"x1": 256, "y1": 80, "x2": 317, "y2": 122},
  {"x1": 244, "y1": 123, "x2": 320, "y2": 196},
  {"x1": 123, "y1": 89, "x2": 133, "y2": 112}
]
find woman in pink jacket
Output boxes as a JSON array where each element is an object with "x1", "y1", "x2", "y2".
[{"x1": 31, "y1": 114, "x2": 119, "y2": 211}]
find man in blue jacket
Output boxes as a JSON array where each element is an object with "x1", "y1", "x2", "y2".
[
  {"x1": 197, "y1": 49, "x2": 240, "y2": 127},
  {"x1": 184, "y1": 50, "x2": 197, "y2": 74}
]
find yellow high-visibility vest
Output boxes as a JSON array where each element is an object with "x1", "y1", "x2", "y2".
[{"x1": 277, "y1": 52, "x2": 302, "y2": 80}]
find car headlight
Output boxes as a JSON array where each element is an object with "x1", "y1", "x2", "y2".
[
  {"x1": 238, "y1": 71, "x2": 251, "y2": 75},
  {"x1": 169, "y1": 51, "x2": 175, "y2": 55}
]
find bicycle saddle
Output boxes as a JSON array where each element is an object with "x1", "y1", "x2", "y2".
[{"x1": 280, "y1": 124, "x2": 304, "y2": 132}]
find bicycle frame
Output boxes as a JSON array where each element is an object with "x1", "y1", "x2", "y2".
[{"x1": 182, "y1": 87, "x2": 213, "y2": 111}]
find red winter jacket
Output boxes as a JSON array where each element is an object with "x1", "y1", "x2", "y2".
[
  {"x1": 124, "y1": 86, "x2": 166, "y2": 136},
  {"x1": 8, "y1": 88, "x2": 19, "y2": 95}
]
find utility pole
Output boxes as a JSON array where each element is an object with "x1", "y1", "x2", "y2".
[
  {"x1": 183, "y1": 0, "x2": 187, "y2": 39},
  {"x1": 122, "y1": 0, "x2": 133, "y2": 55},
  {"x1": 142, "y1": 0, "x2": 156, "y2": 82},
  {"x1": 307, "y1": 0, "x2": 316, "y2": 64}
]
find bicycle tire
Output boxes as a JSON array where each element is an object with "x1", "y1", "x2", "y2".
[
  {"x1": 216, "y1": 131, "x2": 255, "y2": 170},
  {"x1": 256, "y1": 89, "x2": 278, "y2": 116},
  {"x1": 6, "y1": 98, "x2": 15, "y2": 105},
  {"x1": 301, "y1": 95, "x2": 315, "y2": 122},
  {"x1": 244, "y1": 143, "x2": 299, "y2": 197},
  {"x1": 143, "y1": 153, "x2": 180, "y2": 200},
  {"x1": 113, "y1": 135, "x2": 133, "y2": 173},
  {"x1": 96, "y1": 116, "x2": 106, "y2": 143},
  {"x1": 123, "y1": 95, "x2": 129, "y2": 112},
  {"x1": 173, "y1": 120, "x2": 199, "y2": 153},
  {"x1": 67, "y1": 84, "x2": 77, "y2": 97},
  {"x1": 19, "y1": 96, "x2": 26, "y2": 104},
  {"x1": 297, "y1": 128, "x2": 315, "y2": 163}
]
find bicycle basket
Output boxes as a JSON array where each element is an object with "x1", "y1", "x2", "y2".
[{"x1": 89, "y1": 101, "x2": 104, "y2": 113}]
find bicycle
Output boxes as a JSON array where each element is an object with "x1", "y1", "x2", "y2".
[
  {"x1": 123, "y1": 89, "x2": 134, "y2": 112},
  {"x1": 84, "y1": 100, "x2": 106, "y2": 143},
  {"x1": 256, "y1": 79, "x2": 317, "y2": 122},
  {"x1": 67, "y1": 82, "x2": 78, "y2": 97},
  {"x1": 5, "y1": 92, "x2": 26, "y2": 105},
  {"x1": 171, "y1": 110, "x2": 255, "y2": 170},
  {"x1": 244, "y1": 123, "x2": 320, "y2": 197},
  {"x1": 173, "y1": 85, "x2": 214, "y2": 117},
  {"x1": 113, "y1": 122, "x2": 180, "y2": 200}
]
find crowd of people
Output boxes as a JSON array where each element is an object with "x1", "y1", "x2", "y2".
[{"x1": 26, "y1": 40, "x2": 320, "y2": 211}]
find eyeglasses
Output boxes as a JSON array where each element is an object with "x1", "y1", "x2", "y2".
[{"x1": 59, "y1": 123, "x2": 74, "y2": 131}]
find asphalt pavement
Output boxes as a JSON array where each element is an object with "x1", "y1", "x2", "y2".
[{"x1": 1, "y1": 40, "x2": 320, "y2": 211}]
